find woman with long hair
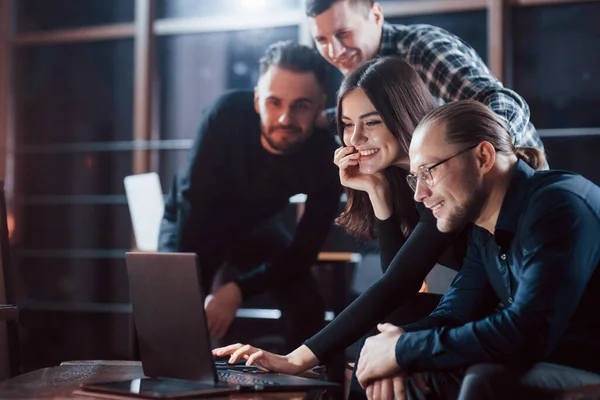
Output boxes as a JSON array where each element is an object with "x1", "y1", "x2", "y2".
[{"x1": 213, "y1": 57, "x2": 545, "y2": 387}]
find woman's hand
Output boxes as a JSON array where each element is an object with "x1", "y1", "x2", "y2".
[
  {"x1": 334, "y1": 146, "x2": 393, "y2": 220},
  {"x1": 212, "y1": 344, "x2": 318, "y2": 375},
  {"x1": 334, "y1": 146, "x2": 386, "y2": 193}
]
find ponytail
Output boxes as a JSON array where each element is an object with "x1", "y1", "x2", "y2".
[{"x1": 515, "y1": 147, "x2": 546, "y2": 171}]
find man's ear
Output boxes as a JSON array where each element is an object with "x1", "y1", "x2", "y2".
[
  {"x1": 371, "y1": 2, "x2": 384, "y2": 28},
  {"x1": 477, "y1": 141, "x2": 496, "y2": 173},
  {"x1": 253, "y1": 87, "x2": 260, "y2": 114}
]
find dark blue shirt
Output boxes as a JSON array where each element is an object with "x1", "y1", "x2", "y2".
[{"x1": 395, "y1": 160, "x2": 600, "y2": 373}]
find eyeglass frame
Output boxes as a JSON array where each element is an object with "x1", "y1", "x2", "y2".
[{"x1": 406, "y1": 144, "x2": 479, "y2": 192}]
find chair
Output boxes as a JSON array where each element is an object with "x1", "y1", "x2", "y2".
[{"x1": 0, "y1": 182, "x2": 21, "y2": 379}]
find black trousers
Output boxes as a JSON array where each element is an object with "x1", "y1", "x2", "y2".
[
  {"x1": 348, "y1": 294, "x2": 600, "y2": 400},
  {"x1": 199, "y1": 217, "x2": 325, "y2": 352},
  {"x1": 395, "y1": 362, "x2": 600, "y2": 400}
]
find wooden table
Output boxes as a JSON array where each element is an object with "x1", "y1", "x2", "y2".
[{"x1": 0, "y1": 361, "x2": 330, "y2": 400}]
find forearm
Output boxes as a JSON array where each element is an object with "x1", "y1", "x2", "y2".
[
  {"x1": 375, "y1": 213, "x2": 406, "y2": 273},
  {"x1": 304, "y1": 213, "x2": 456, "y2": 362},
  {"x1": 367, "y1": 181, "x2": 393, "y2": 221},
  {"x1": 286, "y1": 345, "x2": 320, "y2": 371},
  {"x1": 237, "y1": 190, "x2": 339, "y2": 298}
]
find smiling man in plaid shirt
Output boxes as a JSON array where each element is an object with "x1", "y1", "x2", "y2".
[{"x1": 306, "y1": 0, "x2": 546, "y2": 162}]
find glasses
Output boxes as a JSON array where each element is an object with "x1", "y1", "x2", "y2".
[{"x1": 406, "y1": 144, "x2": 478, "y2": 192}]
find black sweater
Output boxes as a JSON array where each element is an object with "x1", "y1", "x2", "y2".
[
  {"x1": 158, "y1": 90, "x2": 341, "y2": 299},
  {"x1": 304, "y1": 206, "x2": 469, "y2": 362}
]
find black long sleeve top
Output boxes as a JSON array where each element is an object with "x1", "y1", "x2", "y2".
[
  {"x1": 304, "y1": 205, "x2": 469, "y2": 362},
  {"x1": 158, "y1": 90, "x2": 341, "y2": 299}
]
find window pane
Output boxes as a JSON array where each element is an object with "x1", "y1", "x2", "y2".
[
  {"x1": 380, "y1": 0, "x2": 468, "y2": 3},
  {"x1": 157, "y1": 27, "x2": 298, "y2": 140},
  {"x1": 543, "y1": 135, "x2": 600, "y2": 185},
  {"x1": 18, "y1": 152, "x2": 132, "y2": 196},
  {"x1": 156, "y1": 0, "x2": 301, "y2": 19},
  {"x1": 20, "y1": 204, "x2": 132, "y2": 249},
  {"x1": 512, "y1": 3, "x2": 600, "y2": 129},
  {"x1": 387, "y1": 11, "x2": 488, "y2": 64},
  {"x1": 20, "y1": 311, "x2": 132, "y2": 371},
  {"x1": 15, "y1": 258, "x2": 128, "y2": 303},
  {"x1": 14, "y1": 40, "x2": 134, "y2": 145},
  {"x1": 155, "y1": 150, "x2": 188, "y2": 189},
  {"x1": 16, "y1": 0, "x2": 134, "y2": 33}
]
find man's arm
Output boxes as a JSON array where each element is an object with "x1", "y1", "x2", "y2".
[
  {"x1": 395, "y1": 190, "x2": 600, "y2": 372},
  {"x1": 235, "y1": 185, "x2": 341, "y2": 299},
  {"x1": 408, "y1": 27, "x2": 544, "y2": 152},
  {"x1": 157, "y1": 172, "x2": 181, "y2": 252},
  {"x1": 176, "y1": 96, "x2": 232, "y2": 253}
]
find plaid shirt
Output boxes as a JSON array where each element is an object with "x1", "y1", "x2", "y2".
[{"x1": 379, "y1": 23, "x2": 546, "y2": 160}]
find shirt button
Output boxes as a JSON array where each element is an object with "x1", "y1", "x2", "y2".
[
  {"x1": 508, "y1": 297, "x2": 513, "y2": 304},
  {"x1": 500, "y1": 253, "x2": 507, "y2": 260}
]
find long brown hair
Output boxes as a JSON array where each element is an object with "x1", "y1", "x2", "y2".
[
  {"x1": 335, "y1": 57, "x2": 437, "y2": 239},
  {"x1": 416, "y1": 100, "x2": 546, "y2": 170}
]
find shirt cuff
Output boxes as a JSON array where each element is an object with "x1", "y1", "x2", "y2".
[{"x1": 395, "y1": 331, "x2": 429, "y2": 370}]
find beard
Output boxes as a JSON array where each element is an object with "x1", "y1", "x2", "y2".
[
  {"x1": 437, "y1": 184, "x2": 486, "y2": 233},
  {"x1": 261, "y1": 124, "x2": 307, "y2": 154}
]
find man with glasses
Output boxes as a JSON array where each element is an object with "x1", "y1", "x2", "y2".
[
  {"x1": 356, "y1": 100, "x2": 600, "y2": 400},
  {"x1": 405, "y1": 145, "x2": 479, "y2": 193}
]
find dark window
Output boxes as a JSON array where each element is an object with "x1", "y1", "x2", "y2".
[
  {"x1": 15, "y1": 257, "x2": 128, "y2": 304},
  {"x1": 19, "y1": 152, "x2": 132, "y2": 196},
  {"x1": 20, "y1": 204, "x2": 132, "y2": 249},
  {"x1": 16, "y1": 0, "x2": 134, "y2": 33},
  {"x1": 19, "y1": 310, "x2": 133, "y2": 371},
  {"x1": 156, "y1": 150, "x2": 189, "y2": 193},
  {"x1": 512, "y1": 2, "x2": 600, "y2": 129},
  {"x1": 543, "y1": 135, "x2": 600, "y2": 185},
  {"x1": 14, "y1": 40, "x2": 134, "y2": 145}
]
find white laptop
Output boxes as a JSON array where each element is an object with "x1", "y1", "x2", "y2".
[{"x1": 124, "y1": 172, "x2": 164, "y2": 251}]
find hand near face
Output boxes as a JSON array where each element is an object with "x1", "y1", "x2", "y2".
[
  {"x1": 205, "y1": 282, "x2": 242, "y2": 339},
  {"x1": 356, "y1": 323, "x2": 404, "y2": 388},
  {"x1": 334, "y1": 146, "x2": 387, "y2": 194}
]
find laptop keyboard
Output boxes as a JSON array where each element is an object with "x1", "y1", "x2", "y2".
[{"x1": 218, "y1": 370, "x2": 282, "y2": 387}]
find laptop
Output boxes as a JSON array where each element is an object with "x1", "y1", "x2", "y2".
[
  {"x1": 123, "y1": 173, "x2": 165, "y2": 251},
  {"x1": 120, "y1": 252, "x2": 339, "y2": 393}
]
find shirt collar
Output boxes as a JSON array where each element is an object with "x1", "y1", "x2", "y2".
[{"x1": 494, "y1": 160, "x2": 536, "y2": 247}]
